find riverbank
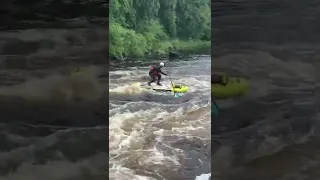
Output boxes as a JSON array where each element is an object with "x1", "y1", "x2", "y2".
[
  {"x1": 110, "y1": 38, "x2": 210, "y2": 61},
  {"x1": 164, "y1": 40, "x2": 211, "y2": 55}
]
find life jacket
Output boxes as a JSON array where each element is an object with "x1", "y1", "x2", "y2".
[{"x1": 150, "y1": 65, "x2": 159, "y2": 75}]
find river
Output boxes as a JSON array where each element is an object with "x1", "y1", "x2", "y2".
[
  {"x1": 109, "y1": 56, "x2": 211, "y2": 180},
  {"x1": 212, "y1": 0, "x2": 319, "y2": 180},
  {"x1": 0, "y1": 0, "x2": 108, "y2": 179}
]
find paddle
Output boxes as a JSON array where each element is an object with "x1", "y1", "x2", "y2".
[
  {"x1": 212, "y1": 97, "x2": 220, "y2": 116},
  {"x1": 168, "y1": 75, "x2": 180, "y2": 98}
]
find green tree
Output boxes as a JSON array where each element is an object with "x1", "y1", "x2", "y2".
[{"x1": 109, "y1": 0, "x2": 211, "y2": 59}]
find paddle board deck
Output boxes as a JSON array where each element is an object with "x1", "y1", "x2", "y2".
[
  {"x1": 142, "y1": 83, "x2": 172, "y2": 91},
  {"x1": 133, "y1": 82, "x2": 172, "y2": 91},
  {"x1": 132, "y1": 82, "x2": 188, "y2": 94}
]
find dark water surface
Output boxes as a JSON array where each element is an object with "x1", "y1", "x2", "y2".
[
  {"x1": 0, "y1": 1, "x2": 108, "y2": 179},
  {"x1": 212, "y1": 1, "x2": 319, "y2": 179}
]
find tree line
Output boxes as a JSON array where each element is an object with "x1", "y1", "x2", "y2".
[{"x1": 110, "y1": 0, "x2": 211, "y2": 60}]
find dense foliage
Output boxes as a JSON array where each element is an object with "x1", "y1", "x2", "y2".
[{"x1": 109, "y1": 0, "x2": 211, "y2": 59}]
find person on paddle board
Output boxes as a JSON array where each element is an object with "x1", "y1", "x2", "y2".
[{"x1": 148, "y1": 62, "x2": 167, "y2": 86}]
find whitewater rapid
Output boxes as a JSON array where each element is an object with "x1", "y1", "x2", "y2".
[{"x1": 109, "y1": 56, "x2": 211, "y2": 180}]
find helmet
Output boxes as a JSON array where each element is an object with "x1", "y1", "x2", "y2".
[{"x1": 159, "y1": 62, "x2": 165, "y2": 67}]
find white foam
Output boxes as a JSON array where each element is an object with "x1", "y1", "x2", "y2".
[
  {"x1": 195, "y1": 173, "x2": 211, "y2": 180},
  {"x1": 109, "y1": 57, "x2": 211, "y2": 179}
]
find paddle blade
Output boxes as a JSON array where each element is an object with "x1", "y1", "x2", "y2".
[
  {"x1": 212, "y1": 100, "x2": 219, "y2": 116},
  {"x1": 174, "y1": 93, "x2": 180, "y2": 98}
]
